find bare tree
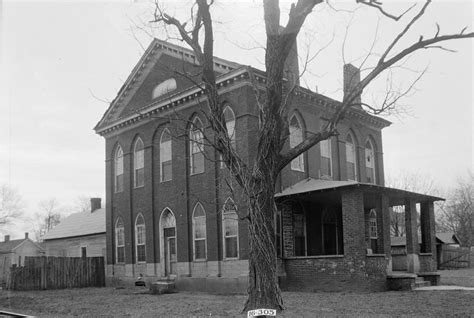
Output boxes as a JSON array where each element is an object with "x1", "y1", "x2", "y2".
[
  {"x1": 0, "y1": 184, "x2": 24, "y2": 227},
  {"x1": 438, "y1": 172, "x2": 474, "y2": 247},
  {"x1": 150, "y1": 0, "x2": 473, "y2": 311},
  {"x1": 386, "y1": 172, "x2": 438, "y2": 237},
  {"x1": 34, "y1": 198, "x2": 63, "y2": 241}
]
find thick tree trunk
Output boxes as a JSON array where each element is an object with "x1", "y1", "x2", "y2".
[{"x1": 243, "y1": 178, "x2": 284, "y2": 313}]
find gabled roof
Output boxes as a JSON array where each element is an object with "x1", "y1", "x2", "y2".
[
  {"x1": 0, "y1": 238, "x2": 44, "y2": 253},
  {"x1": 436, "y1": 232, "x2": 461, "y2": 245},
  {"x1": 43, "y1": 208, "x2": 105, "y2": 241},
  {"x1": 391, "y1": 233, "x2": 462, "y2": 247},
  {"x1": 94, "y1": 39, "x2": 391, "y2": 137}
]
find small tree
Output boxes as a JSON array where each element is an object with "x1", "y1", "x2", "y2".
[
  {"x1": 438, "y1": 172, "x2": 474, "y2": 247},
  {"x1": 34, "y1": 198, "x2": 63, "y2": 241},
  {"x1": 150, "y1": 0, "x2": 473, "y2": 311},
  {"x1": 0, "y1": 184, "x2": 24, "y2": 227}
]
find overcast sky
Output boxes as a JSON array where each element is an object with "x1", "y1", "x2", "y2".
[{"x1": 0, "y1": 0, "x2": 472, "y2": 238}]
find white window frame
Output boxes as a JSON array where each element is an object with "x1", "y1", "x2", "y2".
[
  {"x1": 152, "y1": 78, "x2": 177, "y2": 99},
  {"x1": 160, "y1": 129, "x2": 172, "y2": 182},
  {"x1": 190, "y1": 117, "x2": 205, "y2": 175},
  {"x1": 135, "y1": 214, "x2": 146, "y2": 263},
  {"x1": 192, "y1": 203, "x2": 207, "y2": 261},
  {"x1": 320, "y1": 138, "x2": 332, "y2": 177},
  {"x1": 134, "y1": 138, "x2": 145, "y2": 188},
  {"x1": 114, "y1": 146, "x2": 124, "y2": 193},
  {"x1": 222, "y1": 198, "x2": 239, "y2": 260},
  {"x1": 365, "y1": 139, "x2": 376, "y2": 184},
  {"x1": 346, "y1": 132, "x2": 358, "y2": 181},
  {"x1": 115, "y1": 218, "x2": 125, "y2": 264},
  {"x1": 289, "y1": 114, "x2": 305, "y2": 172}
]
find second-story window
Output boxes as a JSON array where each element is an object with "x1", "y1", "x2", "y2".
[
  {"x1": 365, "y1": 139, "x2": 376, "y2": 184},
  {"x1": 320, "y1": 139, "x2": 332, "y2": 177},
  {"x1": 160, "y1": 129, "x2": 172, "y2": 182},
  {"x1": 289, "y1": 115, "x2": 304, "y2": 172},
  {"x1": 114, "y1": 146, "x2": 124, "y2": 193},
  {"x1": 134, "y1": 138, "x2": 144, "y2": 188},
  {"x1": 346, "y1": 133, "x2": 358, "y2": 181},
  {"x1": 190, "y1": 117, "x2": 204, "y2": 175},
  {"x1": 223, "y1": 105, "x2": 236, "y2": 148}
]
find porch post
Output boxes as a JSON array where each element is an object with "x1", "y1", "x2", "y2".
[
  {"x1": 341, "y1": 190, "x2": 365, "y2": 258},
  {"x1": 405, "y1": 198, "x2": 420, "y2": 273},
  {"x1": 377, "y1": 194, "x2": 392, "y2": 271},
  {"x1": 281, "y1": 203, "x2": 294, "y2": 258},
  {"x1": 420, "y1": 201, "x2": 437, "y2": 270}
]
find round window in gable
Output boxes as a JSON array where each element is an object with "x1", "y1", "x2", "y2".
[{"x1": 152, "y1": 78, "x2": 177, "y2": 99}]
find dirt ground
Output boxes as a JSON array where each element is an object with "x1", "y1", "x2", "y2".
[{"x1": 1, "y1": 285, "x2": 474, "y2": 318}]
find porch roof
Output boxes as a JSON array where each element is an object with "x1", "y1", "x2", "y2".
[{"x1": 275, "y1": 178, "x2": 444, "y2": 205}]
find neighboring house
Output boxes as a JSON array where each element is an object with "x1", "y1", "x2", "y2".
[
  {"x1": 43, "y1": 198, "x2": 106, "y2": 258},
  {"x1": 0, "y1": 233, "x2": 44, "y2": 284},
  {"x1": 391, "y1": 232, "x2": 462, "y2": 270},
  {"x1": 94, "y1": 38, "x2": 443, "y2": 292}
]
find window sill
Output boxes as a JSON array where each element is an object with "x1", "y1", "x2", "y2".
[
  {"x1": 134, "y1": 185, "x2": 145, "y2": 190},
  {"x1": 366, "y1": 254, "x2": 386, "y2": 258},
  {"x1": 284, "y1": 255, "x2": 344, "y2": 260},
  {"x1": 136, "y1": 261, "x2": 146, "y2": 264},
  {"x1": 193, "y1": 259, "x2": 207, "y2": 263},
  {"x1": 419, "y1": 253, "x2": 433, "y2": 256},
  {"x1": 190, "y1": 171, "x2": 205, "y2": 176},
  {"x1": 223, "y1": 257, "x2": 239, "y2": 261},
  {"x1": 290, "y1": 168, "x2": 305, "y2": 173}
]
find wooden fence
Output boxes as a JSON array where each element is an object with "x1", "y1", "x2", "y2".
[
  {"x1": 438, "y1": 245, "x2": 471, "y2": 269},
  {"x1": 7, "y1": 256, "x2": 105, "y2": 290}
]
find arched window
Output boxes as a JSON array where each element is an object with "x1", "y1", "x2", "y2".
[
  {"x1": 114, "y1": 146, "x2": 124, "y2": 192},
  {"x1": 346, "y1": 132, "x2": 358, "y2": 181},
  {"x1": 223, "y1": 198, "x2": 239, "y2": 259},
  {"x1": 365, "y1": 139, "x2": 376, "y2": 184},
  {"x1": 289, "y1": 114, "x2": 304, "y2": 171},
  {"x1": 192, "y1": 203, "x2": 207, "y2": 260},
  {"x1": 160, "y1": 129, "x2": 172, "y2": 182},
  {"x1": 134, "y1": 138, "x2": 144, "y2": 188},
  {"x1": 223, "y1": 105, "x2": 236, "y2": 148},
  {"x1": 152, "y1": 78, "x2": 177, "y2": 99},
  {"x1": 320, "y1": 138, "x2": 332, "y2": 177},
  {"x1": 369, "y1": 209, "x2": 377, "y2": 239},
  {"x1": 135, "y1": 214, "x2": 146, "y2": 263},
  {"x1": 190, "y1": 117, "x2": 204, "y2": 175},
  {"x1": 115, "y1": 217, "x2": 125, "y2": 263}
]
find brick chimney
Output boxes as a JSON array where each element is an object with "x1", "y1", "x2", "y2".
[
  {"x1": 4, "y1": 235, "x2": 10, "y2": 242},
  {"x1": 280, "y1": 26, "x2": 300, "y2": 86},
  {"x1": 343, "y1": 63, "x2": 361, "y2": 107},
  {"x1": 91, "y1": 198, "x2": 101, "y2": 213},
  {"x1": 25, "y1": 232, "x2": 29, "y2": 239}
]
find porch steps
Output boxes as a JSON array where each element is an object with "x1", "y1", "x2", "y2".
[{"x1": 414, "y1": 277, "x2": 431, "y2": 289}]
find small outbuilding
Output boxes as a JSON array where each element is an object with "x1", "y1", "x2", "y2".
[
  {"x1": 0, "y1": 233, "x2": 44, "y2": 285},
  {"x1": 43, "y1": 198, "x2": 106, "y2": 258}
]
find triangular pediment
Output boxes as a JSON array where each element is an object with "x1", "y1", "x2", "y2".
[{"x1": 95, "y1": 39, "x2": 240, "y2": 132}]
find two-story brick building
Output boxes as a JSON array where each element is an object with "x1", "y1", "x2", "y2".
[{"x1": 94, "y1": 39, "x2": 442, "y2": 292}]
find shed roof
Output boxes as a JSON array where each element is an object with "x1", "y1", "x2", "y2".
[
  {"x1": 391, "y1": 233, "x2": 462, "y2": 247},
  {"x1": 0, "y1": 239, "x2": 26, "y2": 253},
  {"x1": 43, "y1": 208, "x2": 105, "y2": 240},
  {"x1": 275, "y1": 178, "x2": 444, "y2": 205}
]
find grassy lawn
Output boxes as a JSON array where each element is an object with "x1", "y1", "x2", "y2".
[{"x1": 1, "y1": 287, "x2": 473, "y2": 317}]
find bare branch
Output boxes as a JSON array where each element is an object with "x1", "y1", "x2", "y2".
[{"x1": 357, "y1": 0, "x2": 416, "y2": 21}]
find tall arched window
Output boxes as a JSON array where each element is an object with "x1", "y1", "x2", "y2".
[
  {"x1": 223, "y1": 198, "x2": 239, "y2": 259},
  {"x1": 369, "y1": 209, "x2": 378, "y2": 252},
  {"x1": 135, "y1": 214, "x2": 146, "y2": 263},
  {"x1": 115, "y1": 217, "x2": 125, "y2": 263},
  {"x1": 134, "y1": 138, "x2": 144, "y2": 188},
  {"x1": 346, "y1": 132, "x2": 358, "y2": 181},
  {"x1": 223, "y1": 105, "x2": 236, "y2": 148},
  {"x1": 192, "y1": 203, "x2": 207, "y2": 260},
  {"x1": 289, "y1": 114, "x2": 304, "y2": 171},
  {"x1": 320, "y1": 138, "x2": 332, "y2": 177},
  {"x1": 152, "y1": 78, "x2": 177, "y2": 99},
  {"x1": 365, "y1": 139, "x2": 376, "y2": 184},
  {"x1": 114, "y1": 146, "x2": 124, "y2": 193},
  {"x1": 160, "y1": 129, "x2": 172, "y2": 182},
  {"x1": 190, "y1": 117, "x2": 204, "y2": 175}
]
